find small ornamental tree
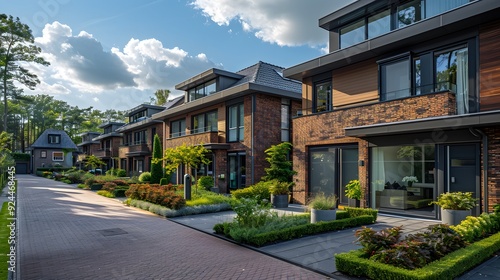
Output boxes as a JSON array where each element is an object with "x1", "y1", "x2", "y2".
[
  {"x1": 161, "y1": 143, "x2": 211, "y2": 178},
  {"x1": 150, "y1": 134, "x2": 163, "y2": 184},
  {"x1": 262, "y1": 142, "x2": 296, "y2": 183},
  {"x1": 85, "y1": 155, "x2": 106, "y2": 171}
]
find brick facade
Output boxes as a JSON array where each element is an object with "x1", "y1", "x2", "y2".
[{"x1": 292, "y1": 91, "x2": 457, "y2": 204}]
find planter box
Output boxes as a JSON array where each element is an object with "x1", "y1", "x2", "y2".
[
  {"x1": 271, "y1": 194, "x2": 289, "y2": 208},
  {"x1": 441, "y1": 208, "x2": 471, "y2": 225},
  {"x1": 311, "y1": 209, "x2": 337, "y2": 223},
  {"x1": 348, "y1": 198, "x2": 360, "y2": 208}
]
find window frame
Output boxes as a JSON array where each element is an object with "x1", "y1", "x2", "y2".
[
  {"x1": 188, "y1": 79, "x2": 217, "y2": 102},
  {"x1": 227, "y1": 103, "x2": 244, "y2": 142},
  {"x1": 313, "y1": 80, "x2": 332, "y2": 113},
  {"x1": 48, "y1": 134, "x2": 61, "y2": 144},
  {"x1": 192, "y1": 110, "x2": 218, "y2": 134},
  {"x1": 52, "y1": 151, "x2": 64, "y2": 161},
  {"x1": 40, "y1": 150, "x2": 47, "y2": 158},
  {"x1": 170, "y1": 119, "x2": 186, "y2": 138}
]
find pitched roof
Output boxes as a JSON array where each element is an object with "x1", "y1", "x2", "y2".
[
  {"x1": 30, "y1": 128, "x2": 78, "y2": 150},
  {"x1": 231, "y1": 61, "x2": 301, "y2": 93}
]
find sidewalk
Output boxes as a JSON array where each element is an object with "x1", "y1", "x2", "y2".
[{"x1": 170, "y1": 205, "x2": 500, "y2": 279}]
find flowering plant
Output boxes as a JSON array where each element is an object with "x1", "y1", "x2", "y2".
[{"x1": 402, "y1": 176, "x2": 418, "y2": 183}]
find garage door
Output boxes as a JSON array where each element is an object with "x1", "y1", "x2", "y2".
[{"x1": 15, "y1": 163, "x2": 28, "y2": 174}]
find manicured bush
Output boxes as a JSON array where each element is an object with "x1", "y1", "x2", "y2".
[
  {"x1": 451, "y1": 212, "x2": 500, "y2": 242},
  {"x1": 197, "y1": 176, "x2": 214, "y2": 191},
  {"x1": 160, "y1": 178, "x2": 169, "y2": 186},
  {"x1": 116, "y1": 169, "x2": 127, "y2": 177},
  {"x1": 97, "y1": 190, "x2": 115, "y2": 198},
  {"x1": 113, "y1": 188, "x2": 128, "y2": 197},
  {"x1": 138, "y1": 172, "x2": 151, "y2": 183},
  {"x1": 150, "y1": 134, "x2": 163, "y2": 184},
  {"x1": 111, "y1": 179, "x2": 129, "y2": 186},
  {"x1": 102, "y1": 182, "x2": 117, "y2": 192},
  {"x1": 77, "y1": 184, "x2": 87, "y2": 189},
  {"x1": 231, "y1": 181, "x2": 272, "y2": 202},
  {"x1": 125, "y1": 184, "x2": 185, "y2": 209},
  {"x1": 344, "y1": 207, "x2": 378, "y2": 221}
]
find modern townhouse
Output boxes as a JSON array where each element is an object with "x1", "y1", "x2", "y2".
[
  {"x1": 92, "y1": 122, "x2": 124, "y2": 172},
  {"x1": 117, "y1": 101, "x2": 182, "y2": 176},
  {"x1": 76, "y1": 131, "x2": 100, "y2": 164},
  {"x1": 152, "y1": 61, "x2": 301, "y2": 194},
  {"x1": 284, "y1": 0, "x2": 500, "y2": 220}
]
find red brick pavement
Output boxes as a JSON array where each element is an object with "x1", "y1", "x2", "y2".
[{"x1": 17, "y1": 175, "x2": 330, "y2": 280}]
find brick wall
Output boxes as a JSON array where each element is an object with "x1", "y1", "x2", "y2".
[
  {"x1": 292, "y1": 91, "x2": 457, "y2": 204},
  {"x1": 485, "y1": 127, "x2": 500, "y2": 212}
]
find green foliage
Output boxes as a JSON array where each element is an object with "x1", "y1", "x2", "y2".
[
  {"x1": 102, "y1": 182, "x2": 117, "y2": 192},
  {"x1": 125, "y1": 184, "x2": 186, "y2": 209},
  {"x1": 430, "y1": 192, "x2": 478, "y2": 210},
  {"x1": 106, "y1": 168, "x2": 127, "y2": 177},
  {"x1": 150, "y1": 134, "x2": 163, "y2": 184},
  {"x1": 230, "y1": 198, "x2": 276, "y2": 228},
  {"x1": 97, "y1": 190, "x2": 115, "y2": 198},
  {"x1": 345, "y1": 179, "x2": 361, "y2": 200},
  {"x1": 185, "y1": 190, "x2": 232, "y2": 206},
  {"x1": 11, "y1": 152, "x2": 30, "y2": 161},
  {"x1": 161, "y1": 143, "x2": 211, "y2": 176},
  {"x1": 0, "y1": 202, "x2": 11, "y2": 278},
  {"x1": 308, "y1": 192, "x2": 337, "y2": 210},
  {"x1": 128, "y1": 199, "x2": 231, "y2": 218},
  {"x1": 77, "y1": 184, "x2": 87, "y2": 189},
  {"x1": 196, "y1": 176, "x2": 214, "y2": 191},
  {"x1": 84, "y1": 155, "x2": 106, "y2": 170},
  {"x1": 63, "y1": 169, "x2": 89, "y2": 184},
  {"x1": 230, "y1": 180, "x2": 272, "y2": 202},
  {"x1": 355, "y1": 226, "x2": 403, "y2": 257},
  {"x1": 269, "y1": 180, "x2": 291, "y2": 195},
  {"x1": 262, "y1": 142, "x2": 296, "y2": 182},
  {"x1": 494, "y1": 204, "x2": 500, "y2": 214},
  {"x1": 336, "y1": 231, "x2": 500, "y2": 280},
  {"x1": 138, "y1": 172, "x2": 151, "y2": 183},
  {"x1": 159, "y1": 178, "x2": 169, "y2": 186},
  {"x1": 344, "y1": 207, "x2": 378, "y2": 221},
  {"x1": 451, "y1": 212, "x2": 500, "y2": 242}
]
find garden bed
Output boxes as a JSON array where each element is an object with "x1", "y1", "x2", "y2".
[{"x1": 335, "y1": 231, "x2": 500, "y2": 280}]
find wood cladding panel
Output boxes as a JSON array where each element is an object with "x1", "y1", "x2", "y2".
[
  {"x1": 480, "y1": 21, "x2": 500, "y2": 111},
  {"x1": 333, "y1": 59, "x2": 379, "y2": 107}
]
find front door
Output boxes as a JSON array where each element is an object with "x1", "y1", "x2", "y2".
[
  {"x1": 228, "y1": 152, "x2": 246, "y2": 190},
  {"x1": 447, "y1": 144, "x2": 480, "y2": 214}
]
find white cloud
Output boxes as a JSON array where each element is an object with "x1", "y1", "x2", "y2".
[
  {"x1": 25, "y1": 21, "x2": 221, "y2": 111},
  {"x1": 191, "y1": 0, "x2": 356, "y2": 47}
]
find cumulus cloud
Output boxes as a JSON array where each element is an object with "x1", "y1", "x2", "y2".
[
  {"x1": 27, "y1": 21, "x2": 220, "y2": 110},
  {"x1": 191, "y1": 0, "x2": 355, "y2": 47}
]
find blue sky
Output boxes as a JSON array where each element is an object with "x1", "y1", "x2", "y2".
[{"x1": 4, "y1": 0, "x2": 354, "y2": 111}]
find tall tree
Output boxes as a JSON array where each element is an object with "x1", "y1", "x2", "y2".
[
  {"x1": 153, "y1": 89, "x2": 170, "y2": 105},
  {"x1": 0, "y1": 14, "x2": 49, "y2": 132},
  {"x1": 150, "y1": 134, "x2": 163, "y2": 184}
]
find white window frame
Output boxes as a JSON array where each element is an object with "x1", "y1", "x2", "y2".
[{"x1": 53, "y1": 151, "x2": 64, "y2": 161}]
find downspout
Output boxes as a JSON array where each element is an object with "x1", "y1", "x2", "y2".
[
  {"x1": 470, "y1": 128, "x2": 488, "y2": 213},
  {"x1": 251, "y1": 94, "x2": 255, "y2": 185}
]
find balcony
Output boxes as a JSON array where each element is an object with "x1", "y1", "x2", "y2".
[
  {"x1": 94, "y1": 149, "x2": 111, "y2": 158},
  {"x1": 166, "y1": 131, "x2": 221, "y2": 148},
  {"x1": 119, "y1": 143, "x2": 151, "y2": 157}
]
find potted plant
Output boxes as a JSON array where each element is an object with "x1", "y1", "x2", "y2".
[
  {"x1": 269, "y1": 180, "x2": 291, "y2": 208},
  {"x1": 345, "y1": 179, "x2": 361, "y2": 207},
  {"x1": 402, "y1": 176, "x2": 418, "y2": 187},
  {"x1": 308, "y1": 192, "x2": 338, "y2": 223},
  {"x1": 430, "y1": 192, "x2": 478, "y2": 225}
]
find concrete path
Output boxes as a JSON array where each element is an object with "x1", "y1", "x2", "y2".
[{"x1": 16, "y1": 175, "x2": 327, "y2": 280}]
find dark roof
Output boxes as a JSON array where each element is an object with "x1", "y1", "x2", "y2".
[
  {"x1": 98, "y1": 122, "x2": 126, "y2": 129},
  {"x1": 163, "y1": 95, "x2": 185, "y2": 110},
  {"x1": 231, "y1": 61, "x2": 301, "y2": 93},
  {"x1": 126, "y1": 103, "x2": 165, "y2": 117},
  {"x1": 30, "y1": 128, "x2": 78, "y2": 150}
]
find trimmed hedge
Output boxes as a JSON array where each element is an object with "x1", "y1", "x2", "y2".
[{"x1": 335, "y1": 231, "x2": 500, "y2": 280}]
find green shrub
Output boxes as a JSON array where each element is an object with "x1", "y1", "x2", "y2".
[
  {"x1": 231, "y1": 181, "x2": 271, "y2": 202},
  {"x1": 160, "y1": 178, "x2": 169, "y2": 186},
  {"x1": 61, "y1": 179, "x2": 72, "y2": 184},
  {"x1": 344, "y1": 207, "x2": 378, "y2": 221},
  {"x1": 103, "y1": 182, "x2": 117, "y2": 192},
  {"x1": 269, "y1": 180, "x2": 291, "y2": 195},
  {"x1": 112, "y1": 179, "x2": 129, "y2": 186},
  {"x1": 97, "y1": 190, "x2": 115, "y2": 198},
  {"x1": 231, "y1": 198, "x2": 276, "y2": 228},
  {"x1": 116, "y1": 169, "x2": 127, "y2": 177},
  {"x1": 451, "y1": 212, "x2": 500, "y2": 242},
  {"x1": 197, "y1": 176, "x2": 214, "y2": 191},
  {"x1": 138, "y1": 172, "x2": 151, "y2": 182},
  {"x1": 77, "y1": 184, "x2": 87, "y2": 189},
  {"x1": 113, "y1": 188, "x2": 128, "y2": 197}
]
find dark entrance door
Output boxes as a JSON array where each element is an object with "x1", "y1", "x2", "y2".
[{"x1": 447, "y1": 144, "x2": 479, "y2": 213}]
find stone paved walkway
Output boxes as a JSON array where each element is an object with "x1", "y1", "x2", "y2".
[{"x1": 17, "y1": 175, "x2": 328, "y2": 280}]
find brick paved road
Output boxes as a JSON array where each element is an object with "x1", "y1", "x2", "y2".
[{"x1": 17, "y1": 175, "x2": 329, "y2": 280}]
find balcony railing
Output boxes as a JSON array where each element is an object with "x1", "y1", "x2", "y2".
[{"x1": 94, "y1": 148, "x2": 111, "y2": 158}]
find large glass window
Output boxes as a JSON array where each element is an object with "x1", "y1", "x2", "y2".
[
  {"x1": 368, "y1": 9, "x2": 391, "y2": 39},
  {"x1": 228, "y1": 103, "x2": 244, "y2": 142},
  {"x1": 435, "y1": 47, "x2": 469, "y2": 114},
  {"x1": 188, "y1": 79, "x2": 217, "y2": 102},
  {"x1": 133, "y1": 130, "x2": 146, "y2": 145},
  {"x1": 314, "y1": 81, "x2": 332, "y2": 113},
  {"x1": 192, "y1": 111, "x2": 218, "y2": 134},
  {"x1": 380, "y1": 59, "x2": 410, "y2": 101},
  {"x1": 371, "y1": 145, "x2": 435, "y2": 216},
  {"x1": 228, "y1": 152, "x2": 246, "y2": 189},
  {"x1": 310, "y1": 148, "x2": 336, "y2": 197},
  {"x1": 425, "y1": 0, "x2": 470, "y2": 18},
  {"x1": 170, "y1": 119, "x2": 186, "y2": 138},
  {"x1": 340, "y1": 19, "x2": 365, "y2": 49}
]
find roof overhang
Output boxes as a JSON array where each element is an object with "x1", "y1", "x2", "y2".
[
  {"x1": 285, "y1": 0, "x2": 500, "y2": 80},
  {"x1": 116, "y1": 119, "x2": 162, "y2": 133},
  {"x1": 345, "y1": 110, "x2": 500, "y2": 138},
  {"x1": 153, "y1": 82, "x2": 300, "y2": 120},
  {"x1": 92, "y1": 132, "x2": 123, "y2": 141},
  {"x1": 175, "y1": 68, "x2": 244, "y2": 91}
]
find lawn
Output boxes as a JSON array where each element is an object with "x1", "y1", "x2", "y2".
[{"x1": 0, "y1": 202, "x2": 12, "y2": 279}]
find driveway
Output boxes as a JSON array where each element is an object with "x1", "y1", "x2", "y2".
[{"x1": 17, "y1": 175, "x2": 328, "y2": 280}]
